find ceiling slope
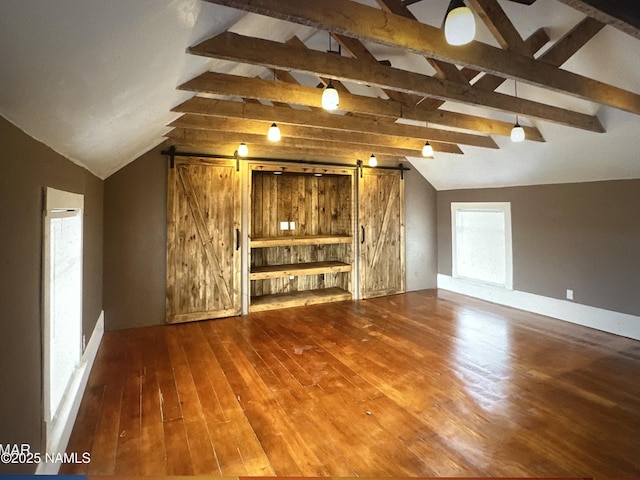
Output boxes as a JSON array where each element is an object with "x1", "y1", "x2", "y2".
[{"x1": 0, "y1": 0, "x2": 639, "y2": 189}]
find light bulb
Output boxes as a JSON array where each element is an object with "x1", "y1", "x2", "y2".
[
  {"x1": 267, "y1": 122, "x2": 281, "y2": 142},
  {"x1": 237, "y1": 142, "x2": 249, "y2": 157},
  {"x1": 444, "y1": 1, "x2": 476, "y2": 46},
  {"x1": 511, "y1": 123, "x2": 525, "y2": 142},
  {"x1": 422, "y1": 141, "x2": 434, "y2": 157},
  {"x1": 369, "y1": 154, "x2": 378, "y2": 167},
  {"x1": 322, "y1": 83, "x2": 339, "y2": 111}
]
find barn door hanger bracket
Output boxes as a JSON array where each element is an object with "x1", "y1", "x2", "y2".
[
  {"x1": 168, "y1": 145, "x2": 176, "y2": 169},
  {"x1": 357, "y1": 159, "x2": 409, "y2": 178}
]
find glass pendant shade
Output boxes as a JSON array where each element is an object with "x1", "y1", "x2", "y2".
[
  {"x1": 444, "y1": 1, "x2": 476, "y2": 46},
  {"x1": 369, "y1": 154, "x2": 378, "y2": 167},
  {"x1": 511, "y1": 123, "x2": 525, "y2": 142},
  {"x1": 322, "y1": 83, "x2": 339, "y2": 111},
  {"x1": 422, "y1": 141, "x2": 434, "y2": 157},
  {"x1": 267, "y1": 122, "x2": 281, "y2": 142},
  {"x1": 237, "y1": 142, "x2": 249, "y2": 157}
]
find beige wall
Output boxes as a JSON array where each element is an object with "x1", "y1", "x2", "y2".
[
  {"x1": 437, "y1": 180, "x2": 640, "y2": 317},
  {"x1": 0, "y1": 116, "x2": 103, "y2": 473},
  {"x1": 405, "y1": 167, "x2": 438, "y2": 291},
  {"x1": 103, "y1": 144, "x2": 167, "y2": 331}
]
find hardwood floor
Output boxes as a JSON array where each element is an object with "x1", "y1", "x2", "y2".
[{"x1": 62, "y1": 290, "x2": 640, "y2": 477}]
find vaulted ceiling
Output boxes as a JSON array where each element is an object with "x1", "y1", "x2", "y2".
[{"x1": 0, "y1": 0, "x2": 638, "y2": 189}]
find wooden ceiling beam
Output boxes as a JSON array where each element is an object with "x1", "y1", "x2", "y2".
[
  {"x1": 283, "y1": 34, "x2": 528, "y2": 142},
  {"x1": 376, "y1": 0, "x2": 469, "y2": 83},
  {"x1": 172, "y1": 94, "x2": 496, "y2": 148},
  {"x1": 178, "y1": 72, "x2": 509, "y2": 145},
  {"x1": 167, "y1": 127, "x2": 422, "y2": 161},
  {"x1": 469, "y1": 17, "x2": 603, "y2": 97},
  {"x1": 176, "y1": 90, "x2": 543, "y2": 144},
  {"x1": 537, "y1": 16, "x2": 605, "y2": 65},
  {"x1": 188, "y1": 32, "x2": 603, "y2": 132},
  {"x1": 556, "y1": 0, "x2": 640, "y2": 40},
  {"x1": 164, "y1": 139, "x2": 379, "y2": 164},
  {"x1": 169, "y1": 114, "x2": 463, "y2": 154},
  {"x1": 202, "y1": 0, "x2": 640, "y2": 115},
  {"x1": 332, "y1": 29, "x2": 547, "y2": 138},
  {"x1": 467, "y1": 0, "x2": 530, "y2": 53},
  {"x1": 460, "y1": 27, "x2": 549, "y2": 89}
]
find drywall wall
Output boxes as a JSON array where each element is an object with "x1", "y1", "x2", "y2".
[
  {"x1": 437, "y1": 180, "x2": 640, "y2": 317},
  {"x1": 0, "y1": 116, "x2": 103, "y2": 473},
  {"x1": 103, "y1": 144, "x2": 168, "y2": 331},
  {"x1": 404, "y1": 168, "x2": 438, "y2": 291}
]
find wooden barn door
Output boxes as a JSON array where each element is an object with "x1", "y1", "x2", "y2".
[
  {"x1": 358, "y1": 168, "x2": 405, "y2": 299},
  {"x1": 166, "y1": 157, "x2": 241, "y2": 323}
]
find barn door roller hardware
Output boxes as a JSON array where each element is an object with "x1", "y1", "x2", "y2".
[
  {"x1": 162, "y1": 148, "x2": 411, "y2": 175},
  {"x1": 357, "y1": 159, "x2": 409, "y2": 179}
]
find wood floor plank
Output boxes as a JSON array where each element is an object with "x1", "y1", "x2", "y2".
[
  {"x1": 82, "y1": 332, "x2": 131, "y2": 475},
  {"x1": 58, "y1": 385, "x2": 105, "y2": 474},
  {"x1": 235, "y1": 317, "x2": 360, "y2": 476},
  {"x1": 155, "y1": 327, "x2": 194, "y2": 475},
  {"x1": 199, "y1": 322, "x2": 275, "y2": 476},
  {"x1": 138, "y1": 331, "x2": 168, "y2": 475},
  {"x1": 64, "y1": 289, "x2": 640, "y2": 477},
  {"x1": 210, "y1": 321, "x2": 327, "y2": 476},
  {"x1": 180, "y1": 321, "x2": 256, "y2": 476},
  {"x1": 113, "y1": 346, "x2": 142, "y2": 475},
  {"x1": 166, "y1": 324, "x2": 219, "y2": 475}
]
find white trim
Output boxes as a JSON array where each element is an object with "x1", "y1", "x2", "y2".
[
  {"x1": 37, "y1": 311, "x2": 104, "y2": 474},
  {"x1": 45, "y1": 187, "x2": 84, "y2": 211},
  {"x1": 437, "y1": 274, "x2": 640, "y2": 341},
  {"x1": 43, "y1": 187, "x2": 84, "y2": 426}
]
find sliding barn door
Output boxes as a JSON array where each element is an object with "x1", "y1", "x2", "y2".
[
  {"x1": 166, "y1": 157, "x2": 241, "y2": 323},
  {"x1": 358, "y1": 168, "x2": 405, "y2": 299}
]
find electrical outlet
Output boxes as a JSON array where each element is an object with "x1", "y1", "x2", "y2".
[
  {"x1": 289, "y1": 221, "x2": 295, "y2": 230},
  {"x1": 280, "y1": 221, "x2": 289, "y2": 230},
  {"x1": 566, "y1": 289, "x2": 574, "y2": 301}
]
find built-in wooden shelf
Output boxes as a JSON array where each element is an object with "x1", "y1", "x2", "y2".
[
  {"x1": 249, "y1": 287, "x2": 352, "y2": 312},
  {"x1": 249, "y1": 169, "x2": 354, "y2": 312},
  {"x1": 250, "y1": 235, "x2": 353, "y2": 248},
  {"x1": 250, "y1": 261, "x2": 352, "y2": 280}
]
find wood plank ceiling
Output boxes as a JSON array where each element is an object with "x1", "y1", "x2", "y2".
[{"x1": 165, "y1": 0, "x2": 640, "y2": 166}]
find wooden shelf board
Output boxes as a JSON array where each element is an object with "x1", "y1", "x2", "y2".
[
  {"x1": 250, "y1": 261, "x2": 352, "y2": 280},
  {"x1": 250, "y1": 287, "x2": 352, "y2": 312},
  {"x1": 250, "y1": 235, "x2": 353, "y2": 248}
]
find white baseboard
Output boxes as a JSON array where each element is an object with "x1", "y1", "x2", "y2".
[
  {"x1": 437, "y1": 275, "x2": 640, "y2": 341},
  {"x1": 37, "y1": 311, "x2": 104, "y2": 474}
]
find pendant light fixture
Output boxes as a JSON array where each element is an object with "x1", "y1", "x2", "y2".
[
  {"x1": 322, "y1": 81, "x2": 339, "y2": 111},
  {"x1": 268, "y1": 70, "x2": 282, "y2": 141},
  {"x1": 511, "y1": 122, "x2": 525, "y2": 142},
  {"x1": 267, "y1": 122, "x2": 281, "y2": 142},
  {"x1": 369, "y1": 153, "x2": 378, "y2": 167},
  {"x1": 511, "y1": 81, "x2": 525, "y2": 142},
  {"x1": 322, "y1": 33, "x2": 340, "y2": 111},
  {"x1": 237, "y1": 142, "x2": 249, "y2": 157},
  {"x1": 444, "y1": 0, "x2": 476, "y2": 46},
  {"x1": 422, "y1": 141, "x2": 434, "y2": 157}
]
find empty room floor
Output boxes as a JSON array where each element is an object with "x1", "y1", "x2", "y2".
[{"x1": 62, "y1": 289, "x2": 640, "y2": 477}]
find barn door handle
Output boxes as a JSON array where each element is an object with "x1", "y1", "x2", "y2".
[
  {"x1": 361, "y1": 225, "x2": 365, "y2": 244},
  {"x1": 236, "y1": 228, "x2": 240, "y2": 250}
]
